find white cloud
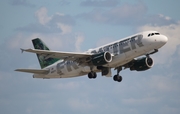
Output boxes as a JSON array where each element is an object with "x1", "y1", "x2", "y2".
[
  {"x1": 26, "y1": 107, "x2": 32, "y2": 114},
  {"x1": 7, "y1": 31, "x2": 86, "y2": 52},
  {"x1": 79, "y1": 3, "x2": 176, "y2": 26},
  {"x1": 138, "y1": 21, "x2": 180, "y2": 64},
  {"x1": 7, "y1": 33, "x2": 33, "y2": 49},
  {"x1": 96, "y1": 37, "x2": 114, "y2": 47},
  {"x1": 80, "y1": 0, "x2": 119, "y2": 7},
  {"x1": 35, "y1": 7, "x2": 52, "y2": 25},
  {"x1": 0, "y1": 71, "x2": 12, "y2": 81},
  {"x1": 7, "y1": 33, "x2": 63, "y2": 50},
  {"x1": 15, "y1": 7, "x2": 75, "y2": 35},
  {"x1": 57, "y1": 23, "x2": 72, "y2": 35},
  {"x1": 159, "y1": 14, "x2": 171, "y2": 21},
  {"x1": 122, "y1": 97, "x2": 160, "y2": 105},
  {"x1": 159, "y1": 105, "x2": 180, "y2": 114},
  {"x1": 59, "y1": 0, "x2": 70, "y2": 6},
  {"x1": 149, "y1": 75, "x2": 179, "y2": 92},
  {"x1": 68, "y1": 98, "x2": 95, "y2": 112},
  {"x1": 53, "y1": 81, "x2": 80, "y2": 90},
  {"x1": 75, "y1": 33, "x2": 84, "y2": 52},
  {"x1": 6, "y1": 32, "x2": 85, "y2": 53},
  {"x1": 10, "y1": 0, "x2": 35, "y2": 7},
  {"x1": 11, "y1": 7, "x2": 80, "y2": 52},
  {"x1": 79, "y1": 2, "x2": 147, "y2": 25}
]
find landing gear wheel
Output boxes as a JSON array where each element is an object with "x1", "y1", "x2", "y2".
[
  {"x1": 93, "y1": 72, "x2": 97, "y2": 79},
  {"x1": 117, "y1": 76, "x2": 122, "y2": 82},
  {"x1": 113, "y1": 75, "x2": 122, "y2": 82},
  {"x1": 113, "y1": 75, "x2": 118, "y2": 81},
  {"x1": 113, "y1": 66, "x2": 123, "y2": 82},
  {"x1": 88, "y1": 72, "x2": 97, "y2": 79}
]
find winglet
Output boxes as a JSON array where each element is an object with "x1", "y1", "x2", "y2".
[
  {"x1": 20, "y1": 48, "x2": 25, "y2": 53},
  {"x1": 20, "y1": 48, "x2": 34, "y2": 53}
]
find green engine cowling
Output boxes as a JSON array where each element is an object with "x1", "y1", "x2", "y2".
[
  {"x1": 130, "y1": 57, "x2": 153, "y2": 71},
  {"x1": 91, "y1": 52, "x2": 112, "y2": 66}
]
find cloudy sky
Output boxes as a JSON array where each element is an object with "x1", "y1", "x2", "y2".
[{"x1": 0, "y1": 0, "x2": 180, "y2": 114}]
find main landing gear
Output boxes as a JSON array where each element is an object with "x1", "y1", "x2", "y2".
[
  {"x1": 88, "y1": 66, "x2": 97, "y2": 79},
  {"x1": 113, "y1": 66, "x2": 122, "y2": 82},
  {"x1": 88, "y1": 71, "x2": 97, "y2": 79},
  {"x1": 87, "y1": 66, "x2": 123, "y2": 82}
]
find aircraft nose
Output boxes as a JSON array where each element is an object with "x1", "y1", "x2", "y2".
[
  {"x1": 161, "y1": 35, "x2": 168, "y2": 44},
  {"x1": 152, "y1": 34, "x2": 168, "y2": 49}
]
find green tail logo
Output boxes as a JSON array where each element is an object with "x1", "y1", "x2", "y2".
[{"x1": 32, "y1": 38, "x2": 59, "y2": 69}]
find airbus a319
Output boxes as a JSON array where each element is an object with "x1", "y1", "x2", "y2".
[{"x1": 15, "y1": 31, "x2": 168, "y2": 82}]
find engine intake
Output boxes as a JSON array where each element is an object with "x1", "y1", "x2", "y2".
[
  {"x1": 130, "y1": 57, "x2": 153, "y2": 71},
  {"x1": 91, "y1": 52, "x2": 112, "y2": 66}
]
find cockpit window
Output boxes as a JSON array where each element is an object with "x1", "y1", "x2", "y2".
[
  {"x1": 148, "y1": 32, "x2": 160, "y2": 37},
  {"x1": 155, "y1": 33, "x2": 160, "y2": 35}
]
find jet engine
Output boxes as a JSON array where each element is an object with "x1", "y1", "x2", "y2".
[
  {"x1": 91, "y1": 52, "x2": 112, "y2": 66},
  {"x1": 130, "y1": 57, "x2": 153, "y2": 71}
]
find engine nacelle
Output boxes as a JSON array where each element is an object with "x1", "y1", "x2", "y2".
[
  {"x1": 91, "y1": 52, "x2": 112, "y2": 66},
  {"x1": 130, "y1": 57, "x2": 153, "y2": 71}
]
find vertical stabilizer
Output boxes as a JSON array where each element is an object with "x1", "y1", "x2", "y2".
[{"x1": 32, "y1": 38, "x2": 59, "y2": 69}]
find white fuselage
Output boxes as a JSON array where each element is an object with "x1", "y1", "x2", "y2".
[{"x1": 33, "y1": 31, "x2": 168, "y2": 79}]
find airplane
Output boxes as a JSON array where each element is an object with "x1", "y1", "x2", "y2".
[{"x1": 15, "y1": 31, "x2": 168, "y2": 82}]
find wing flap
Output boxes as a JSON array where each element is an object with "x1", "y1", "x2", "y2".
[
  {"x1": 21, "y1": 48, "x2": 92, "y2": 60},
  {"x1": 15, "y1": 69, "x2": 49, "y2": 74}
]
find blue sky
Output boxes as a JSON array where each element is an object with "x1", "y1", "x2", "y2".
[{"x1": 0, "y1": 0, "x2": 180, "y2": 114}]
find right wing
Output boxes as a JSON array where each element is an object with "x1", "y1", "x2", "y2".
[{"x1": 15, "y1": 69, "x2": 49, "y2": 74}]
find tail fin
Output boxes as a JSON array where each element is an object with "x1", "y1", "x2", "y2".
[{"x1": 32, "y1": 38, "x2": 59, "y2": 69}]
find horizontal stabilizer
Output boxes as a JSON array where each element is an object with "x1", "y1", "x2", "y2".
[{"x1": 15, "y1": 69, "x2": 49, "y2": 74}]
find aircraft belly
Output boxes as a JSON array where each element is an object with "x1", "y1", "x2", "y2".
[
  {"x1": 56, "y1": 63, "x2": 90, "y2": 78},
  {"x1": 33, "y1": 69, "x2": 87, "y2": 79},
  {"x1": 33, "y1": 74, "x2": 59, "y2": 79}
]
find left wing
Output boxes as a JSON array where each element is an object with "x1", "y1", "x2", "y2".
[
  {"x1": 15, "y1": 68, "x2": 49, "y2": 74},
  {"x1": 21, "y1": 48, "x2": 92, "y2": 60}
]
